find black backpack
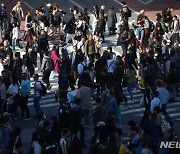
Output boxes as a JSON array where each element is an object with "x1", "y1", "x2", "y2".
[
  {"x1": 126, "y1": 7, "x2": 132, "y2": 17},
  {"x1": 37, "y1": 81, "x2": 47, "y2": 96},
  {"x1": 47, "y1": 58, "x2": 55, "y2": 71},
  {"x1": 149, "y1": 20, "x2": 155, "y2": 32}
]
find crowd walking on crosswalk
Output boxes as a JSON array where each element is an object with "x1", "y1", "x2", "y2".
[{"x1": 0, "y1": 0, "x2": 179, "y2": 154}]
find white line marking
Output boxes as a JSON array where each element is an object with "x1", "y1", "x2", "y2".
[
  {"x1": 138, "y1": 0, "x2": 154, "y2": 5},
  {"x1": 23, "y1": 1, "x2": 34, "y2": 10},
  {"x1": 69, "y1": 0, "x2": 85, "y2": 11}
]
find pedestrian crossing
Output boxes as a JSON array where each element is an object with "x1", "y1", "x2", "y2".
[{"x1": 27, "y1": 74, "x2": 180, "y2": 121}]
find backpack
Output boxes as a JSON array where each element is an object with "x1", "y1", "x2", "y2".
[
  {"x1": 36, "y1": 81, "x2": 47, "y2": 96},
  {"x1": 47, "y1": 58, "x2": 55, "y2": 71},
  {"x1": 149, "y1": 20, "x2": 155, "y2": 32},
  {"x1": 126, "y1": 7, "x2": 132, "y2": 17}
]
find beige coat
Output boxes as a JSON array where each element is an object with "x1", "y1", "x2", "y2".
[{"x1": 76, "y1": 85, "x2": 91, "y2": 110}]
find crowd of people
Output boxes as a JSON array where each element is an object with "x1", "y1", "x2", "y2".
[{"x1": 0, "y1": 0, "x2": 179, "y2": 154}]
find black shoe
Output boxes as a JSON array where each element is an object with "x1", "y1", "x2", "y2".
[{"x1": 24, "y1": 117, "x2": 32, "y2": 120}]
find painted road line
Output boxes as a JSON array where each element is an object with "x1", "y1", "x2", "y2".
[
  {"x1": 121, "y1": 108, "x2": 145, "y2": 115},
  {"x1": 23, "y1": 1, "x2": 34, "y2": 10},
  {"x1": 138, "y1": 0, "x2": 154, "y2": 5}
]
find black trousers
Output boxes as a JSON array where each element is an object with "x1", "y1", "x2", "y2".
[
  {"x1": 20, "y1": 95, "x2": 30, "y2": 117},
  {"x1": 42, "y1": 70, "x2": 51, "y2": 87},
  {"x1": 73, "y1": 124, "x2": 85, "y2": 145}
]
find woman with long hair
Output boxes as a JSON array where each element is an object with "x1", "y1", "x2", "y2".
[{"x1": 7, "y1": 76, "x2": 20, "y2": 119}]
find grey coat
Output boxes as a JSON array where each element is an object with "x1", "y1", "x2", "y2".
[{"x1": 107, "y1": 10, "x2": 117, "y2": 28}]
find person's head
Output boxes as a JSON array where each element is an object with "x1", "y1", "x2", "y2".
[
  {"x1": 61, "y1": 128, "x2": 70, "y2": 138},
  {"x1": 27, "y1": 46, "x2": 33, "y2": 53},
  {"x1": 40, "y1": 29, "x2": 45, "y2": 35},
  {"x1": 31, "y1": 131, "x2": 41, "y2": 144},
  {"x1": 22, "y1": 72, "x2": 28, "y2": 80},
  {"x1": 121, "y1": 1, "x2": 126, "y2": 6},
  {"x1": 3, "y1": 112, "x2": 12, "y2": 123},
  {"x1": 17, "y1": 1, "x2": 22, "y2": 7},
  {"x1": 137, "y1": 21, "x2": 143, "y2": 27},
  {"x1": 95, "y1": 96, "x2": 101, "y2": 104},
  {"x1": 33, "y1": 35, "x2": 37, "y2": 41},
  {"x1": 39, "y1": 112, "x2": 46, "y2": 121},
  {"x1": 123, "y1": 28, "x2": 128, "y2": 34},
  {"x1": 33, "y1": 74, "x2": 39, "y2": 81},
  {"x1": 128, "y1": 120, "x2": 136, "y2": 128},
  {"x1": 110, "y1": 6, "x2": 114, "y2": 10},
  {"x1": 162, "y1": 39, "x2": 167, "y2": 46},
  {"x1": 155, "y1": 79, "x2": 165, "y2": 87},
  {"x1": 81, "y1": 36, "x2": 86, "y2": 42},
  {"x1": 173, "y1": 15, "x2": 178, "y2": 21},
  {"x1": 154, "y1": 106, "x2": 161, "y2": 114},
  {"x1": 43, "y1": 51, "x2": 49, "y2": 57},
  {"x1": 88, "y1": 34, "x2": 93, "y2": 40},
  {"x1": 15, "y1": 52, "x2": 20, "y2": 59},
  {"x1": 43, "y1": 120, "x2": 51, "y2": 130},
  {"x1": 130, "y1": 126, "x2": 139, "y2": 135}
]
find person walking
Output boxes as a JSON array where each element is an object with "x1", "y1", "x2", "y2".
[
  {"x1": 20, "y1": 72, "x2": 31, "y2": 120},
  {"x1": 127, "y1": 63, "x2": 136, "y2": 103},
  {"x1": 75, "y1": 80, "x2": 91, "y2": 129},
  {"x1": 156, "y1": 79, "x2": 173, "y2": 126},
  {"x1": 107, "y1": 6, "x2": 117, "y2": 35},
  {"x1": 33, "y1": 74, "x2": 43, "y2": 118},
  {"x1": 41, "y1": 52, "x2": 52, "y2": 90}
]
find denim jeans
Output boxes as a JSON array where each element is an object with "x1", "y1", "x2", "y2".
[
  {"x1": 12, "y1": 39, "x2": 21, "y2": 50},
  {"x1": 34, "y1": 96, "x2": 42, "y2": 115},
  {"x1": 128, "y1": 81, "x2": 135, "y2": 100}
]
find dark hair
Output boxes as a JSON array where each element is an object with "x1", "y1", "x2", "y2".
[
  {"x1": 34, "y1": 73, "x2": 39, "y2": 79},
  {"x1": 154, "y1": 106, "x2": 161, "y2": 113},
  {"x1": 131, "y1": 126, "x2": 139, "y2": 132},
  {"x1": 31, "y1": 131, "x2": 40, "y2": 144},
  {"x1": 121, "y1": 1, "x2": 127, "y2": 5},
  {"x1": 43, "y1": 120, "x2": 50, "y2": 128},
  {"x1": 128, "y1": 120, "x2": 136, "y2": 127}
]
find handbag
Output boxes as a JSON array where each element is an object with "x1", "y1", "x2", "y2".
[{"x1": 161, "y1": 115, "x2": 171, "y2": 133}]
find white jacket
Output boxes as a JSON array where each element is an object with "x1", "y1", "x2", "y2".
[{"x1": 12, "y1": 27, "x2": 20, "y2": 39}]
